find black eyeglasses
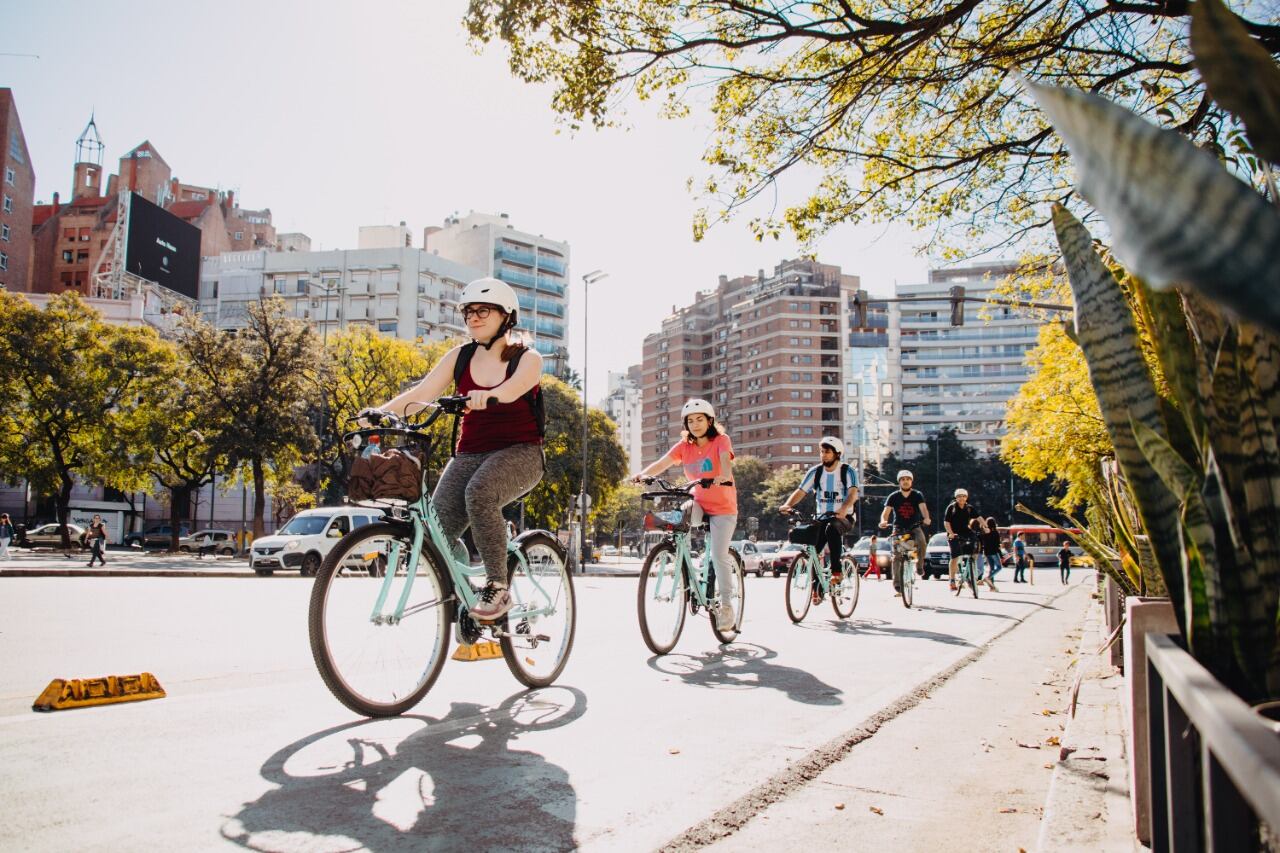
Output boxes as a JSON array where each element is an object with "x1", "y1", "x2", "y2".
[{"x1": 461, "y1": 305, "x2": 497, "y2": 321}]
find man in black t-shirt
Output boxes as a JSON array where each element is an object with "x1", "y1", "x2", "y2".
[
  {"x1": 943, "y1": 489, "x2": 986, "y2": 592},
  {"x1": 879, "y1": 470, "x2": 931, "y2": 596}
]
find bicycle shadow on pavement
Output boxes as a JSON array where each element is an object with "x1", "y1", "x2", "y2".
[
  {"x1": 646, "y1": 643, "x2": 843, "y2": 706},
  {"x1": 222, "y1": 686, "x2": 586, "y2": 852},
  {"x1": 812, "y1": 616, "x2": 976, "y2": 647}
]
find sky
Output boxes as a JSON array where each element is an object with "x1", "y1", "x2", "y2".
[{"x1": 3, "y1": 0, "x2": 933, "y2": 401}]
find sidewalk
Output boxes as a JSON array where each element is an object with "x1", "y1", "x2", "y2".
[
  {"x1": 0, "y1": 548, "x2": 643, "y2": 578},
  {"x1": 660, "y1": 581, "x2": 1136, "y2": 852}
]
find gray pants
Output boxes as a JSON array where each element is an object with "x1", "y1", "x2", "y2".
[
  {"x1": 432, "y1": 442, "x2": 543, "y2": 584},
  {"x1": 688, "y1": 504, "x2": 741, "y2": 610}
]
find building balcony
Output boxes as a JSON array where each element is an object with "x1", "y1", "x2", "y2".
[
  {"x1": 533, "y1": 319, "x2": 565, "y2": 338},
  {"x1": 517, "y1": 295, "x2": 566, "y2": 318},
  {"x1": 495, "y1": 246, "x2": 536, "y2": 267},
  {"x1": 536, "y1": 255, "x2": 566, "y2": 275}
]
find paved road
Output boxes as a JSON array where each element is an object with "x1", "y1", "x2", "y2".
[{"x1": 0, "y1": 570, "x2": 1089, "y2": 851}]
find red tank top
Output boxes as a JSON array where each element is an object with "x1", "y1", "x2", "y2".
[{"x1": 455, "y1": 356, "x2": 543, "y2": 454}]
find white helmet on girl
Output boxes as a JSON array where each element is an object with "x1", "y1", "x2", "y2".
[
  {"x1": 681, "y1": 398, "x2": 715, "y2": 420},
  {"x1": 459, "y1": 277, "x2": 519, "y2": 315}
]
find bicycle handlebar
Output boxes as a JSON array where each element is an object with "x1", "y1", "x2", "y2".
[{"x1": 637, "y1": 475, "x2": 733, "y2": 502}]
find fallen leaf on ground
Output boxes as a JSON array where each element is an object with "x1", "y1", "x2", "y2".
[
  {"x1": 1000, "y1": 808, "x2": 1018, "y2": 814},
  {"x1": 1044, "y1": 763, "x2": 1054, "y2": 769},
  {"x1": 1045, "y1": 736, "x2": 1061, "y2": 746},
  {"x1": 870, "y1": 806, "x2": 884, "y2": 816},
  {"x1": 1059, "y1": 746, "x2": 1078, "y2": 761},
  {"x1": 1017, "y1": 742, "x2": 1042, "y2": 749},
  {"x1": 834, "y1": 803, "x2": 845, "y2": 810},
  {"x1": 668, "y1": 748, "x2": 680, "y2": 755}
]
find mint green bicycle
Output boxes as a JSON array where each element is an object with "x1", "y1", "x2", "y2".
[
  {"x1": 308, "y1": 397, "x2": 576, "y2": 717},
  {"x1": 636, "y1": 476, "x2": 745, "y2": 654},
  {"x1": 781, "y1": 511, "x2": 860, "y2": 623}
]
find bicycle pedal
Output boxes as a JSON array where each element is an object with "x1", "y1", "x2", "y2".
[{"x1": 451, "y1": 641, "x2": 502, "y2": 662}]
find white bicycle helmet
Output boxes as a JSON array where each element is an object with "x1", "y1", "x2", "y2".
[
  {"x1": 459, "y1": 277, "x2": 519, "y2": 314},
  {"x1": 681, "y1": 398, "x2": 715, "y2": 420},
  {"x1": 954, "y1": 488, "x2": 968, "y2": 497},
  {"x1": 896, "y1": 470, "x2": 914, "y2": 481},
  {"x1": 818, "y1": 436, "x2": 844, "y2": 456}
]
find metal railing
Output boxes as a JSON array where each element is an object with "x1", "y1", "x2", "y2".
[{"x1": 1146, "y1": 634, "x2": 1280, "y2": 852}]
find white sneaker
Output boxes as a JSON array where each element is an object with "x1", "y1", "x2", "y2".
[
  {"x1": 471, "y1": 582, "x2": 513, "y2": 620},
  {"x1": 716, "y1": 601, "x2": 736, "y2": 631}
]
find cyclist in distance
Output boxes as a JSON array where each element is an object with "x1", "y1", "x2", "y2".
[
  {"x1": 359, "y1": 276, "x2": 544, "y2": 621},
  {"x1": 943, "y1": 488, "x2": 986, "y2": 592},
  {"x1": 878, "y1": 470, "x2": 931, "y2": 597},
  {"x1": 632, "y1": 398, "x2": 739, "y2": 630},
  {"x1": 778, "y1": 436, "x2": 859, "y2": 584}
]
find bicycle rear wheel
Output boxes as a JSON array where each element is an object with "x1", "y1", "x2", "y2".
[
  {"x1": 832, "y1": 555, "x2": 860, "y2": 618},
  {"x1": 785, "y1": 554, "x2": 814, "y2": 623},
  {"x1": 309, "y1": 522, "x2": 450, "y2": 717},
  {"x1": 710, "y1": 552, "x2": 745, "y2": 644},
  {"x1": 638, "y1": 542, "x2": 688, "y2": 654},
  {"x1": 502, "y1": 532, "x2": 576, "y2": 688}
]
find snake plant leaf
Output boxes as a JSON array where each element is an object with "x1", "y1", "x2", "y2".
[
  {"x1": 1191, "y1": 0, "x2": 1280, "y2": 164},
  {"x1": 1052, "y1": 204, "x2": 1186, "y2": 614},
  {"x1": 1133, "y1": 418, "x2": 1203, "y2": 499},
  {"x1": 1240, "y1": 325, "x2": 1280, "y2": 439},
  {"x1": 1027, "y1": 81, "x2": 1280, "y2": 335},
  {"x1": 1181, "y1": 496, "x2": 1227, "y2": 668},
  {"x1": 1140, "y1": 284, "x2": 1205, "y2": 450}
]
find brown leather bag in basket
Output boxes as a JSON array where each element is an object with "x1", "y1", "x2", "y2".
[{"x1": 348, "y1": 447, "x2": 424, "y2": 503}]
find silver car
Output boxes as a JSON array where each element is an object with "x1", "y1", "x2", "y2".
[{"x1": 24, "y1": 523, "x2": 87, "y2": 549}]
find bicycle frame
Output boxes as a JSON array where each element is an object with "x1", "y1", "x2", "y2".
[{"x1": 649, "y1": 527, "x2": 723, "y2": 610}]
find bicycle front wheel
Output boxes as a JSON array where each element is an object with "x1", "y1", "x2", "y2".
[
  {"x1": 902, "y1": 558, "x2": 915, "y2": 609},
  {"x1": 832, "y1": 555, "x2": 860, "y2": 618},
  {"x1": 309, "y1": 522, "x2": 451, "y2": 717},
  {"x1": 711, "y1": 551, "x2": 746, "y2": 644},
  {"x1": 502, "y1": 532, "x2": 576, "y2": 688},
  {"x1": 785, "y1": 554, "x2": 814, "y2": 623},
  {"x1": 967, "y1": 558, "x2": 980, "y2": 599},
  {"x1": 638, "y1": 542, "x2": 688, "y2": 654}
]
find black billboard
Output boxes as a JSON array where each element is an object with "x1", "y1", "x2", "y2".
[{"x1": 125, "y1": 192, "x2": 201, "y2": 299}]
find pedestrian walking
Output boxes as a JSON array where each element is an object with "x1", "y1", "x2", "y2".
[
  {"x1": 86, "y1": 514, "x2": 108, "y2": 567},
  {"x1": 1058, "y1": 542, "x2": 1072, "y2": 584},
  {"x1": 0, "y1": 513, "x2": 13, "y2": 560},
  {"x1": 1013, "y1": 533, "x2": 1027, "y2": 583},
  {"x1": 979, "y1": 516, "x2": 1001, "y2": 591},
  {"x1": 867, "y1": 533, "x2": 883, "y2": 580}
]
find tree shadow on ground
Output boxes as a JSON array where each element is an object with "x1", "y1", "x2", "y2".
[
  {"x1": 807, "y1": 616, "x2": 977, "y2": 647},
  {"x1": 222, "y1": 686, "x2": 586, "y2": 852},
  {"x1": 646, "y1": 643, "x2": 843, "y2": 706}
]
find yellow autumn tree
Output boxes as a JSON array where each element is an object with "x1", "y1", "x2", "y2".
[{"x1": 1001, "y1": 322, "x2": 1112, "y2": 512}]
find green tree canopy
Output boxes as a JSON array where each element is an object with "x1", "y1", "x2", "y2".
[{"x1": 466, "y1": 0, "x2": 1277, "y2": 253}]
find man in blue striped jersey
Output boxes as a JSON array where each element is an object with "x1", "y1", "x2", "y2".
[{"x1": 778, "y1": 436, "x2": 860, "y2": 582}]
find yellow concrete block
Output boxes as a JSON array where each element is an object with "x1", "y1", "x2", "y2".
[
  {"x1": 32, "y1": 672, "x2": 166, "y2": 712},
  {"x1": 451, "y1": 642, "x2": 503, "y2": 662}
]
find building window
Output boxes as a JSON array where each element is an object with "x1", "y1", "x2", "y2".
[
  {"x1": 847, "y1": 402, "x2": 860, "y2": 416},
  {"x1": 0, "y1": 252, "x2": 7, "y2": 271},
  {"x1": 79, "y1": 227, "x2": 90, "y2": 241},
  {"x1": 64, "y1": 228, "x2": 76, "y2": 241},
  {"x1": 9, "y1": 133, "x2": 23, "y2": 164},
  {"x1": 378, "y1": 321, "x2": 397, "y2": 333},
  {"x1": 77, "y1": 251, "x2": 89, "y2": 262},
  {"x1": 234, "y1": 231, "x2": 244, "y2": 241},
  {"x1": 3, "y1": 167, "x2": 13, "y2": 186},
  {"x1": 2, "y1": 195, "x2": 10, "y2": 214},
  {"x1": 1, "y1": 224, "x2": 8, "y2": 242},
  {"x1": 881, "y1": 401, "x2": 894, "y2": 416},
  {"x1": 881, "y1": 382, "x2": 892, "y2": 397}
]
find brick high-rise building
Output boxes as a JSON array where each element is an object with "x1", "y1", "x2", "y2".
[
  {"x1": 0, "y1": 89, "x2": 36, "y2": 293},
  {"x1": 640, "y1": 259, "x2": 860, "y2": 470}
]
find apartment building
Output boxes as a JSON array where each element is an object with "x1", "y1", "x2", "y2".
[
  {"x1": 602, "y1": 366, "x2": 644, "y2": 475},
  {"x1": 640, "y1": 259, "x2": 861, "y2": 470},
  {"x1": 884, "y1": 262, "x2": 1041, "y2": 457},
  {"x1": 425, "y1": 211, "x2": 570, "y2": 374},
  {"x1": 0, "y1": 89, "x2": 35, "y2": 293},
  {"x1": 198, "y1": 246, "x2": 475, "y2": 343}
]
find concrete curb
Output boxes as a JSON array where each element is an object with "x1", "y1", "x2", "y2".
[
  {"x1": 1036, "y1": 592, "x2": 1135, "y2": 851},
  {"x1": 657, "y1": 581, "x2": 1083, "y2": 851}
]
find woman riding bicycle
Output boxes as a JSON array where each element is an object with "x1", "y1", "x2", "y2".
[
  {"x1": 632, "y1": 399, "x2": 739, "y2": 630},
  {"x1": 363, "y1": 276, "x2": 543, "y2": 620}
]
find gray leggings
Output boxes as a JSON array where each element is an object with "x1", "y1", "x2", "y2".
[{"x1": 432, "y1": 442, "x2": 543, "y2": 584}]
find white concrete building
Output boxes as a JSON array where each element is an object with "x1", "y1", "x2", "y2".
[
  {"x1": 358, "y1": 222, "x2": 413, "y2": 250},
  {"x1": 424, "y1": 211, "x2": 570, "y2": 373},
  {"x1": 198, "y1": 247, "x2": 476, "y2": 343},
  {"x1": 883, "y1": 262, "x2": 1042, "y2": 457},
  {"x1": 602, "y1": 366, "x2": 644, "y2": 475}
]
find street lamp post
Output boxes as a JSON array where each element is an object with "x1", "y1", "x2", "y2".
[
  {"x1": 307, "y1": 277, "x2": 345, "y2": 501},
  {"x1": 577, "y1": 269, "x2": 609, "y2": 571}
]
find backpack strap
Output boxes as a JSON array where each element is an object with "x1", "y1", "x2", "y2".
[
  {"x1": 453, "y1": 341, "x2": 480, "y2": 388},
  {"x1": 802, "y1": 463, "x2": 823, "y2": 493},
  {"x1": 840, "y1": 463, "x2": 854, "y2": 494}
]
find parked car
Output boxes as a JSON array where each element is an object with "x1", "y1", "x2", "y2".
[
  {"x1": 23, "y1": 522, "x2": 87, "y2": 549},
  {"x1": 923, "y1": 532, "x2": 951, "y2": 580},
  {"x1": 769, "y1": 542, "x2": 805, "y2": 577},
  {"x1": 849, "y1": 536, "x2": 893, "y2": 574},
  {"x1": 729, "y1": 539, "x2": 771, "y2": 576},
  {"x1": 250, "y1": 507, "x2": 382, "y2": 576},
  {"x1": 178, "y1": 529, "x2": 238, "y2": 556},
  {"x1": 124, "y1": 523, "x2": 192, "y2": 549}
]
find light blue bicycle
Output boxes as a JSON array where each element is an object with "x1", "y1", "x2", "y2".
[
  {"x1": 636, "y1": 476, "x2": 745, "y2": 654},
  {"x1": 308, "y1": 397, "x2": 575, "y2": 717}
]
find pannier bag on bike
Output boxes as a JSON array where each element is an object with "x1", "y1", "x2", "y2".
[
  {"x1": 347, "y1": 447, "x2": 424, "y2": 503},
  {"x1": 788, "y1": 522, "x2": 823, "y2": 546}
]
